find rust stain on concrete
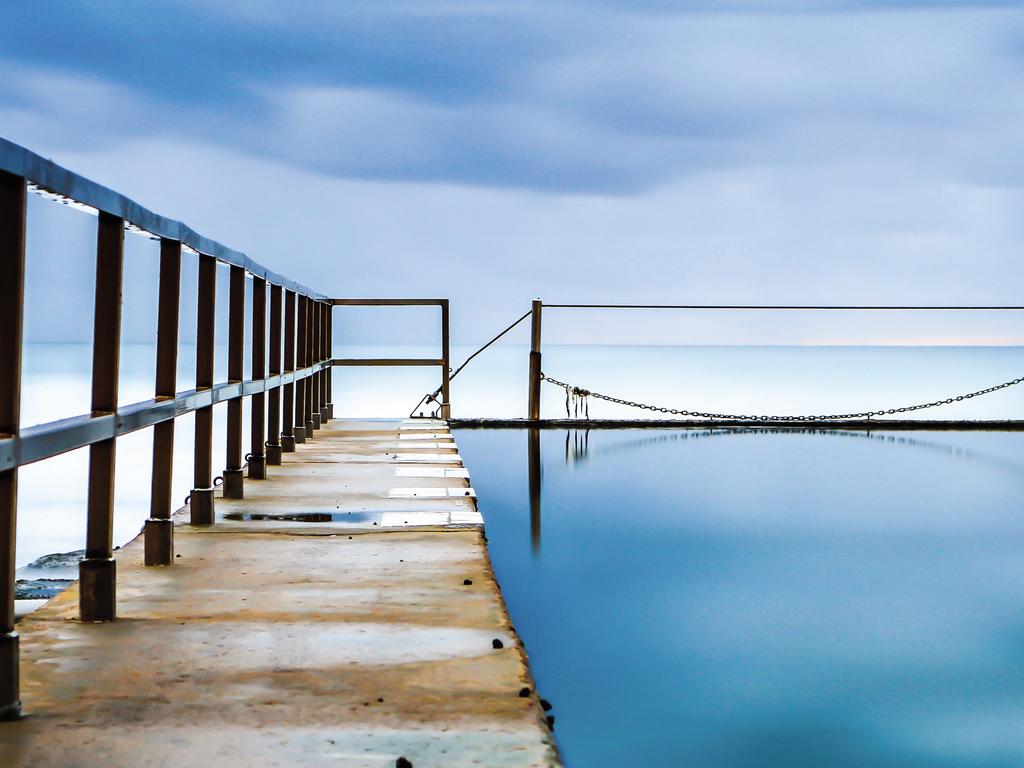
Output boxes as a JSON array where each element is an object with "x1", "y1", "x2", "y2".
[{"x1": 2, "y1": 419, "x2": 560, "y2": 767}]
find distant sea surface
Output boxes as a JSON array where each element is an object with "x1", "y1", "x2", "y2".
[{"x1": 15, "y1": 342, "x2": 1024, "y2": 569}]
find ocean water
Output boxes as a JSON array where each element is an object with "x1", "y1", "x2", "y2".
[
  {"x1": 455, "y1": 427, "x2": 1024, "y2": 767},
  {"x1": 13, "y1": 341, "x2": 1024, "y2": 568},
  {"x1": 13, "y1": 342, "x2": 1024, "y2": 762}
]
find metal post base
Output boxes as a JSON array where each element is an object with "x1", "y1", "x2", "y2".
[
  {"x1": 326, "y1": 403, "x2": 334, "y2": 420},
  {"x1": 79, "y1": 558, "x2": 116, "y2": 622},
  {"x1": 222, "y1": 468, "x2": 244, "y2": 499},
  {"x1": 266, "y1": 442, "x2": 282, "y2": 465},
  {"x1": 305, "y1": 419, "x2": 315, "y2": 435},
  {"x1": 190, "y1": 487, "x2": 215, "y2": 525},
  {"x1": 0, "y1": 632, "x2": 20, "y2": 721},
  {"x1": 312, "y1": 412, "x2": 321, "y2": 430},
  {"x1": 319, "y1": 406, "x2": 329, "y2": 422},
  {"x1": 293, "y1": 426, "x2": 306, "y2": 444},
  {"x1": 281, "y1": 434, "x2": 296, "y2": 452},
  {"x1": 143, "y1": 518, "x2": 174, "y2": 566},
  {"x1": 247, "y1": 455, "x2": 266, "y2": 480}
]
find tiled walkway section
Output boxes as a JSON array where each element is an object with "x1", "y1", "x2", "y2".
[{"x1": 1, "y1": 419, "x2": 560, "y2": 767}]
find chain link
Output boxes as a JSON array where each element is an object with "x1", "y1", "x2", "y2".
[{"x1": 541, "y1": 372, "x2": 1024, "y2": 422}]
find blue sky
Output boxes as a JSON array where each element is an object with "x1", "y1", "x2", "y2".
[{"x1": 4, "y1": 1, "x2": 1024, "y2": 344}]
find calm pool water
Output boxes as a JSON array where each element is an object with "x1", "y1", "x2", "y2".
[{"x1": 455, "y1": 428, "x2": 1024, "y2": 768}]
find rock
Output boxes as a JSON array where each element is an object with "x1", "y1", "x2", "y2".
[
  {"x1": 26, "y1": 550, "x2": 85, "y2": 569},
  {"x1": 492, "y1": 638, "x2": 504, "y2": 649},
  {"x1": 463, "y1": 579, "x2": 473, "y2": 586},
  {"x1": 396, "y1": 758, "x2": 413, "y2": 768},
  {"x1": 546, "y1": 715, "x2": 555, "y2": 730},
  {"x1": 15, "y1": 578, "x2": 73, "y2": 600},
  {"x1": 518, "y1": 687, "x2": 531, "y2": 698},
  {"x1": 541, "y1": 698, "x2": 552, "y2": 711}
]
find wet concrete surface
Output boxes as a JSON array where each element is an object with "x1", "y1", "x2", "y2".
[{"x1": 2, "y1": 418, "x2": 560, "y2": 767}]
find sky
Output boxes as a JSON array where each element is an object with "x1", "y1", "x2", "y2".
[{"x1": 4, "y1": 0, "x2": 1024, "y2": 345}]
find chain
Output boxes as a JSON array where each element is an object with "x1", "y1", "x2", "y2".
[{"x1": 541, "y1": 372, "x2": 1024, "y2": 422}]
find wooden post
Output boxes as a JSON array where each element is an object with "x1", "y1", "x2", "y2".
[
  {"x1": 249, "y1": 276, "x2": 266, "y2": 479},
  {"x1": 223, "y1": 265, "x2": 245, "y2": 498},
  {"x1": 281, "y1": 290, "x2": 297, "y2": 451},
  {"x1": 266, "y1": 284, "x2": 283, "y2": 464},
  {"x1": 310, "y1": 301, "x2": 321, "y2": 430},
  {"x1": 528, "y1": 300, "x2": 542, "y2": 421},
  {"x1": 441, "y1": 300, "x2": 451, "y2": 419},
  {"x1": 324, "y1": 307, "x2": 334, "y2": 420},
  {"x1": 304, "y1": 297, "x2": 315, "y2": 436},
  {"x1": 80, "y1": 211, "x2": 124, "y2": 622},
  {"x1": 293, "y1": 295, "x2": 307, "y2": 444},
  {"x1": 144, "y1": 238, "x2": 181, "y2": 566},
  {"x1": 0, "y1": 170, "x2": 26, "y2": 719},
  {"x1": 318, "y1": 303, "x2": 329, "y2": 423},
  {"x1": 191, "y1": 255, "x2": 217, "y2": 524}
]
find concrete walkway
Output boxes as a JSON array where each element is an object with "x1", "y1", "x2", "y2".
[{"x1": 2, "y1": 419, "x2": 560, "y2": 767}]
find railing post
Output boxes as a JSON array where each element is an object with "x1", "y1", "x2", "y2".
[
  {"x1": 0, "y1": 170, "x2": 26, "y2": 719},
  {"x1": 310, "y1": 301, "x2": 321, "y2": 431},
  {"x1": 248, "y1": 276, "x2": 266, "y2": 479},
  {"x1": 144, "y1": 238, "x2": 181, "y2": 566},
  {"x1": 317, "y1": 302, "x2": 328, "y2": 423},
  {"x1": 190, "y1": 255, "x2": 217, "y2": 524},
  {"x1": 324, "y1": 305, "x2": 334, "y2": 420},
  {"x1": 266, "y1": 284, "x2": 283, "y2": 464},
  {"x1": 293, "y1": 295, "x2": 307, "y2": 444},
  {"x1": 80, "y1": 211, "x2": 124, "y2": 622},
  {"x1": 304, "y1": 298, "x2": 315, "y2": 436},
  {"x1": 282, "y1": 290, "x2": 297, "y2": 451},
  {"x1": 440, "y1": 300, "x2": 451, "y2": 419},
  {"x1": 528, "y1": 299, "x2": 543, "y2": 421},
  {"x1": 223, "y1": 265, "x2": 245, "y2": 498}
]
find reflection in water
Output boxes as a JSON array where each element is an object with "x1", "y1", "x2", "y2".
[
  {"x1": 463, "y1": 428, "x2": 1024, "y2": 768},
  {"x1": 529, "y1": 427, "x2": 541, "y2": 554}
]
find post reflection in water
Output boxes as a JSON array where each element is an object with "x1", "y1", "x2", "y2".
[{"x1": 528, "y1": 427, "x2": 541, "y2": 554}]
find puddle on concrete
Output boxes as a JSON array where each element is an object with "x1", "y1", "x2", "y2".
[{"x1": 224, "y1": 511, "x2": 378, "y2": 523}]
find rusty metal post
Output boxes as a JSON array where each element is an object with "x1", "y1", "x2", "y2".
[
  {"x1": 528, "y1": 300, "x2": 542, "y2": 421},
  {"x1": 0, "y1": 170, "x2": 26, "y2": 719},
  {"x1": 266, "y1": 284, "x2": 283, "y2": 465},
  {"x1": 80, "y1": 212, "x2": 124, "y2": 622},
  {"x1": 310, "y1": 301, "x2": 321, "y2": 431},
  {"x1": 293, "y1": 294, "x2": 307, "y2": 444},
  {"x1": 223, "y1": 265, "x2": 245, "y2": 498},
  {"x1": 304, "y1": 298, "x2": 315, "y2": 436},
  {"x1": 318, "y1": 302, "x2": 329, "y2": 423},
  {"x1": 144, "y1": 238, "x2": 181, "y2": 566},
  {"x1": 325, "y1": 307, "x2": 334, "y2": 420},
  {"x1": 191, "y1": 255, "x2": 217, "y2": 524},
  {"x1": 441, "y1": 300, "x2": 451, "y2": 419},
  {"x1": 282, "y1": 290, "x2": 297, "y2": 451},
  {"x1": 248, "y1": 276, "x2": 266, "y2": 479}
]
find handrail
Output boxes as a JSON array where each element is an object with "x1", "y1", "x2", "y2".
[
  {"x1": 329, "y1": 298, "x2": 451, "y2": 418},
  {"x1": 0, "y1": 137, "x2": 328, "y2": 300},
  {"x1": 0, "y1": 136, "x2": 450, "y2": 722},
  {"x1": 0, "y1": 362, "x2": 331, "y2": 471}
]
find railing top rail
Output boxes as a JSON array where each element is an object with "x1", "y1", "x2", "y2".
[
  {"x1": 542, "y1": 304, "x2": 1024, "y2": 310},
  {"x1": 0, "y1": 137, "x2": 327, "y2": 299},
  {"x1": 331, "y1": 298, "x2": 448, "y2": 306}
]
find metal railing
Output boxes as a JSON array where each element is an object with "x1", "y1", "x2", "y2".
[
  {"x1": 0, "y1": 138, "x2": 451, "y2": 720},
  {"x1": 524, "y1": 301, "x2": 1024, "y2": 425},
  {"x1": 332, "y1": 298, "x2": 451, "y2": 419}
]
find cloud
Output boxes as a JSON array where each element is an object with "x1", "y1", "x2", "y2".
[{"x1": 4, "y1": 2, "x2": 1024, "y2": 193}]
